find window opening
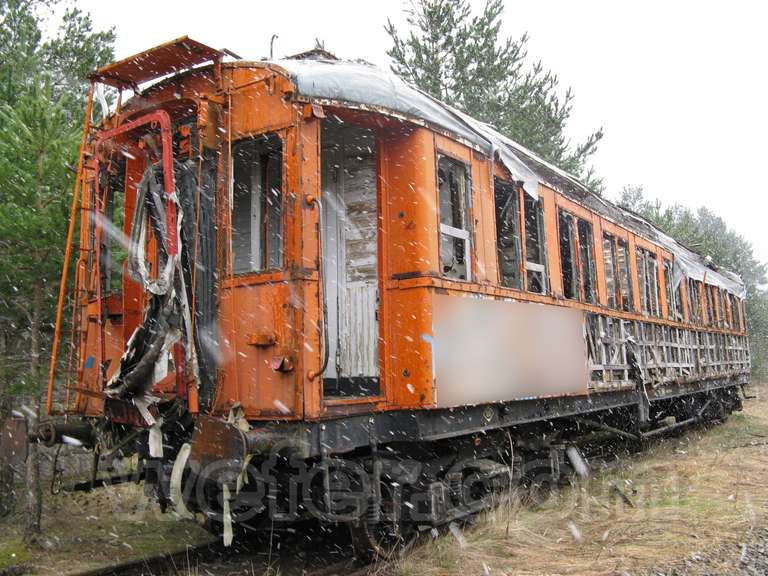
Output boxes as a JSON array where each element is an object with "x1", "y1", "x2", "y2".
[
  {"x1": 558, "y1": 210, "x2": 578, "y2": 300},
  {"x1": 663, "y1": 258, "x2": 676, "y2": 320},
  {"x1": 705, "y1": 284, "x2": 715, "y2": 326},
  {"x1": 617, "y1": 239, "x2": 633, "y2": 311},
  {"x1": 603, "y1": 233, "x2": 618, "y2": 309},
  {"x1": 688, "y1": 279, "x2": 702, "y2": 324},
  {"x1": 494, "y1": 178, "x2": 522, "y2": 289},
  {"x1": 637, "y1": 247, "x2": 660, "y2": 317},
  {"x1": 231, "y1": 133, "x2": 283, "y2": 274},
  {"x1": 438, "y1": 156, "x2": 471, "y2": 281},
  {"x1": 578, "y1": 219, "x2": 596, "y2": 304},
  {"x1": 99, "y1": 158, "x2": 127, "y2": 294},
  {"x1": 524, "y1": 194, "x2": 547, "y2": 293}
]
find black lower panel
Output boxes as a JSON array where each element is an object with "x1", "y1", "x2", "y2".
[{"x1": 323, "y1": 377, "x2": 381, "y2": 398}]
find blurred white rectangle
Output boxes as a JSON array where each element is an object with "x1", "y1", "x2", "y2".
[{"x1": 432, "y1": 294, "x2": 588, "y2": 407}]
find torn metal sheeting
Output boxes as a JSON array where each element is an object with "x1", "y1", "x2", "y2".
[
  {"x1": 106, "y1": 160, "x2": 199, "y2": 400},
  {"x1": 169, "y1": 442, "x2": 194, "y2": 519}
]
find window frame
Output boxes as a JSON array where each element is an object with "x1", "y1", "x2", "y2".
[
  {"x1": 577, "y1": 218, "x2": 597, "y2": 304},
  {"x1": 493, "y1": 178, "x2": 523, "y2": 290},
  {"x1": 663, "y1": 257, "x2": 677, "y2": 320},
  {"x1": 522, "y1": 193, "x2": 548, "y2": 294},
  {"x1": 616, "y1": 238, "x2": 634, "y2": 312},
  {"x1": 688, "y1": 278, "x2": 702, "y2": 324},
  {"x1": 230, "y1": 131, "x2": 285, "y2": 276},
  {"x1": 556, "y1": 208, "x2": 596, "y2": 303},
  {"x1": 558, "y1": 209, "x2": 579, "y2": 300},
  {"x1": 602, "y1": 232, "x2": 619, "y2": 309},
  {"x1": 436, "y1": 154, "x2": 473, "y2": 282},
  {"x1": 636, "y1": 246, "x2": 660, "y2": 317}
]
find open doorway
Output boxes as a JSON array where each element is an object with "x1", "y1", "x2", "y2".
[{"x1": 321, "y1": 119, "x2": 380, "y2": 398}]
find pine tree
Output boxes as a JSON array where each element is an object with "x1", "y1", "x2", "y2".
[
  {"x1": 0, "y1": 0, "x2": 114, "y2": 541},
  {"x1": 385, "y1": 0, "x2": 604, "y2": 191}
]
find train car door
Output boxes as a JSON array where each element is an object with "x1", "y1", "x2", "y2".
[{"x1": 321, "y1": 120, "x2": 380, "y2": 397}]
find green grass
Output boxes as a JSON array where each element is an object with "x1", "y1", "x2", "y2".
[{"x1": 0, "y1": 538, "x2": 31, "y2": 571}]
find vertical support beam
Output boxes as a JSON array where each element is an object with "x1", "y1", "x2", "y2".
[{"x1": 47, "y1": 82, "x2": 95, "y2": 416}]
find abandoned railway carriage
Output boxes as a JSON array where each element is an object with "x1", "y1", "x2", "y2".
[{"x1": 45, "y1": 37, "x2": 750, "y2": 556}]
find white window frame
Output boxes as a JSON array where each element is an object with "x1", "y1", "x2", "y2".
[{"x1": 437, "y1": 155, "x2": 472, "y2": 282}]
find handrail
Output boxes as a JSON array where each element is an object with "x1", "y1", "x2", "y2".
[{"x1": 46, "y1": 83, "x2": 94, "y2": 416}]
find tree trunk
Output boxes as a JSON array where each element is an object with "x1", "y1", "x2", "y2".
[
  {"x1": 24, "y1": 282, "x2": 43, "y2": 543},
  {"x1": 0, "y1": 332, "x2": 15, "y2": 517}
]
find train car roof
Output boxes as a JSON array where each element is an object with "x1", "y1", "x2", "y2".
[
  {"x1": 111, "y1": 46, "x2": 745, "y2": 297},
  {"x1": 262, "y1": 55, "x2": 744, "y2": 297}
]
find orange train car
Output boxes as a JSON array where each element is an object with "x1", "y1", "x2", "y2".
[{"x1": 45, "y1": 37, "x2": 750, "y2": 556}]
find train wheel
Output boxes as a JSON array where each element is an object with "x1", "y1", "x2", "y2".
[
  {"x1": 520, "y1": 464, "x2": 565, "y2": 508},
  {"x1": 348, "y1": 482, "x2": 411, "y2": 562}
]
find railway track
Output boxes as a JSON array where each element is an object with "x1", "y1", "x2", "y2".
[{"x1": 66, "y1": 524, "x2": 371, "y2": 576}]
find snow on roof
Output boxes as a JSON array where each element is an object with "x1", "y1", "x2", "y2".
[{"x1": 265, "y1": 57, "x2": 744, "y2": 297}]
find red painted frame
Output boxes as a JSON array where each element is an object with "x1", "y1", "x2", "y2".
[{"x1": 92, "y1": 110, "x2": 178, "y2": 390}]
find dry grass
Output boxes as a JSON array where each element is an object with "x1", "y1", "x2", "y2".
[{"x1": 396, "y1": 385, "x2": 768, "y2": 576}]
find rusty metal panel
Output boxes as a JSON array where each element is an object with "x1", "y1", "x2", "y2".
[
  {"x1": 188, "y1": 415, "x2": 247, "y2": 483},
  {"x1": 90, "y1": 36, "x2": 222, "y2": 88}
]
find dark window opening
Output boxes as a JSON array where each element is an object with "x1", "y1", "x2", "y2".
[
  {"x1": 438, "y1": 157, "x2": 471, "y2": 280},
  {"x1": 663, "y1": 258, "x2": 677, "y2": 320},
  {"x1": 578, "y1": 219, "x2": 596, "y2": 304},
  {"x1": 637, "y1": 247, "x2": 660, "y2": 317},
  {"x1": 494, "y1": 178, "x2": 522, "y2": 289},
  {"x1": 729, "y1": 294, "x2": 742, "y2": 331},
  {"x1": 688, "y1": 279, "x2": 702, "y2": 324},
  {"x1": 603, "y1": 233, "x2": 618, "y2": 309},
  {"x1": 524, "y1": 194, "x2": 547, "y2": 293},
  {"x1": 558, "y1": 210, "x2": 578, "y2": 299},
  {"x1": 718, "y1": 289, "x2": 727, "y2": 328},
  {"x1": 232, "y1": 133, "x2": 283, "y2": 274},
  {"x1": 99, "y1": 158, "x2": 127, "y2": 295},
  {"x1": 675, "y1": 283, "x2": 684, "y2": 322},
  {"x1": 705, "y1": 284, "x2": 715, "y2": 326},
  {"x1": 617, "y1": 239, "x2": 633, "y2": 311}
]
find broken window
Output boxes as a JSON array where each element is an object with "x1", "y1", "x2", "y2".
[
  {"x1": 718, "y1": 289, "x2": 728, "y2": 328},
  {"x1": 617, "y1": 239, "x2": 633, "y2": 311},
  {"x1": 558, "y1": 210, "x2": 595, "y2": 303},
  {"x1": 494, "y1": 178, "x2": 522, "y2": 289},
  {"x1": 99, "y1": 158, "x2": 127, "y2": 294},
  {"x1": 636, "y1": 247, "x2": 660, "y2": 317},
  {"x1": 232, "y1": 133, "x2": 283, "y2": 274},
  {"x1": 704, "y1": 284, "x2": 715, "y2": 326},
  {"x1": 578, "y1": 219, "x2": 597, "y2": 304},
  {"x1": 558, "y1": 210, "x2": 578, "y2": 300},
  {"x1": 438, "y1": 156, "x2": 471, "y2": 281},
  {"x1": 675, "y1": 280, "x2": 684, "y2": 322},
  {"x1": 663, "y1": 258, "x2": 676, "y2": 320},
  {"x1": 712, "y1": 289, "x2": 720, "y2": 327},
  {"x1": 729, "y1": 294, "x2": 742, "y2": 331},
  {"x1": 738, "y1": 297, "x2": 746, "y2": 331},
  {"x1": 524, "y1": 194, "x2": 547, "y2": 293},
  {"x1": 688, "y1": 279, "x2": 702, "y2": 324},
  {"x1": 741, "y1": 299, "x2": 747, "y2": 331},
  {"x1": 603, "y1": 233, "x2": 618, "y2": 309}
]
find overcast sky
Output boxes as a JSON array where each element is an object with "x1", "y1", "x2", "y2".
[{"x1": 77, "y1": 0, "x2": 768, "y2": 263}]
